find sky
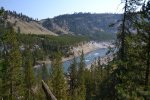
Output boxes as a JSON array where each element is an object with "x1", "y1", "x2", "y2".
[{"x1": 0, "y1": 0, "x2": 124, "y2": 19}]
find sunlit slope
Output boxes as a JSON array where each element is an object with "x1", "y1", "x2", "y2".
[{"x1": 7, "y1": 16, "x2": 57, "y2": 35}]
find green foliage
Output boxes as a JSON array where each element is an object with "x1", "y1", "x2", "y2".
[
  {"x1": 17, "y1": 34, "x2": 88, "y2": 60},
  {"x1": 68, "y1": 57, "x2": 78, "y2": 100},
  {"x1": 0, "y1": 1, "x2": 150, "y2": 99},
  {"x1": 1, "y1": 26, "x2": 24, "y2": 99},
  {"x1": 77, "y1": 51, "x2": 86, "y2": 100},
  {"x1": 109, "y1": 0, "x2": 150, "y2": 99},
  {"x1": 85, "y1": 32, "x2": 116, "y2": 41},
  {"x1": 23, "y1": 47, "x2": 35, "y2": 100},
  {"x1": 50, "y1": 52, "x2": 68, "y2": 100}
]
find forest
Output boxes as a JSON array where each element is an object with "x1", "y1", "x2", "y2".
[{"x1": 0, "y1": 0, "x2": 150, "y2": 100}]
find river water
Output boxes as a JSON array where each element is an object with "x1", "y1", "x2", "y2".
[
  {"x1": 34, "y1": 48, "x2": 109, "y2": 74},
  {"x1": 61, "y1": 48, "x2": 108, "y2": 72}
]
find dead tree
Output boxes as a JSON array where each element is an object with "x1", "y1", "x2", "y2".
[{"x1": 42, "y1": 80, "x2": 57, "y2": 100}]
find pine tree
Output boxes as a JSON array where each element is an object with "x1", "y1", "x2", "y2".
[
  {"x1": 68, "y1": 57, "x2": 78, "y2": 100},
  {"x1": 23, "y1": 47, "x2": 35, "y2": 100},
  {"x1": 35, "y1": 67, "x2": 45, "y2": 100},
  {"x1": 77, "y1": 50, "x2": 86, "y2": 100},
  {"x1": 136, "y1": 1, "x2": 150, "y2": 91},
  {"x1": 50, "y1": 52, "x2": 68, "y2": 100},
  {"x1": 115, "y1": 0, "x2": 147, "y2": 99},
  {"x1": 1, "y1": 25, "x2": 23, "y2": 99},
  {"x1": 0, "y1": 8, "x2": 12, "y2": 100},
  {"x1": 118, "y1": 0, "x2": 143, "y2": 61},
  {"x1": 97, "y1": 57, "x2": 103, "y2": 78}
]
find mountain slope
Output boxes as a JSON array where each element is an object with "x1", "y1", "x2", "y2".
[
  {"x1": 41, "y1": 18, "x2": 71, "y2": 35},
  {"x1": 2, "y1": 10, "x2": 57, "y2": 36},
  {"x1": 41, "y1": 13, "x2": 122, "y2": 39},
  {"x1": 7, "y1": 16, "x2": 57, "y2": 35},
  {"x1": 2, "y1": 9, "x2": 122, "y2": 39}
]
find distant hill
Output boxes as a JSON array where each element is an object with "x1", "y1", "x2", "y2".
[
  {"x1": 7, "y1": 16, "x2": 57, "y2": 35},
  {"x1": 2, "y1": 9, "x2": 57, "y2": 36},
  {"x1": 1, "y1": 8, "x2": 122, "y2": 40},
  {"x1": 41, "y1": 13, "x2": 122, "y2": 40}
]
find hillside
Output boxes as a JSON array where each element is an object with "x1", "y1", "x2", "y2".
[
  {"x1": 41, "y1": 13, "x2": 122, "y2": 40},
  {"x1": 2, "y1": 9, "x2": 122, "y2": 40},
  {"x1": 7, "y1": 16, "x2": 57, "y2": 35},
  {"x1": 3, "y1": 10, "x2": 57, "y2": 35}
]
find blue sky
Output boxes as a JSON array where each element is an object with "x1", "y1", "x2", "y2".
[{"x1": 0, "y1": 0, "x2": 124, "y2": 19}]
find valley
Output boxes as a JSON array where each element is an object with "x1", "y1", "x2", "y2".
[{"x1": 0, "y1": 0, "x2": 150, "y2": 99}]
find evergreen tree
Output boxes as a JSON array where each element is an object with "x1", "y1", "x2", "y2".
[
  {"x1": 35, "y1": 67, "x2": 45, "y2": 100},
  {"x1": 115, "y1": 0, "x2": 148, "y2": 99},
  {"x1": 140, "y1": 0, "x2": 150, "y2": 91},
  {"x1": 77, "y1": 51, "x2": 86, "y2": 100},
  {"x1": 50, "y1": 52, "x2": 68, "y2": 100},
  {"x1": 118, "y1": 0, "x2": 143, "y2": 61},
  {"x1": 0, "y1": 7, "x2": 10, "y2": 99},
  {"x1": 68, "y1": 57, "x2": 78, "y2": 100},
  {"x1": 23, "y1": 47, "x2": 35, "y2": 100},
  {"x1": 97, "y1": 57, "x2": 103, "y2": 78},
  {"x1": 1, "y1": 25, "x2": 23, "y2": 99},
  {"x1": 86, "y1": 64, "x2": 97, "y2": 99}
]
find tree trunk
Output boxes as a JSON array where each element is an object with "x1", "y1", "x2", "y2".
[
  {"x1": 121, "y1": 0, "x2": 128, "y2": 61},
  {"x1": 145, "y1": 36, "x2": 150, "y2": 90},
  {"x1": 42, "y1": 80, "x2": 57, "y2": 100}
]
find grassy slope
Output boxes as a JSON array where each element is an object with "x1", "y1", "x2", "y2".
[{"x1": 7, "y1": 16, "x2": 57, "y2": 35}]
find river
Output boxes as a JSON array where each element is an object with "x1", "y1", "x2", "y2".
[{"x1": 46, "y1": 48, "x2": 109, "y2": 72}]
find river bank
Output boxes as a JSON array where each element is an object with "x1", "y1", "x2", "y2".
[{"x1": 36, "y1": 41, "x2": 114, "y2": 64}]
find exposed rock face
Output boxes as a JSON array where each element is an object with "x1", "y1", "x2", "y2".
[{"x1": 41, "y1": 13, "x2": 122, "y2": 38}]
